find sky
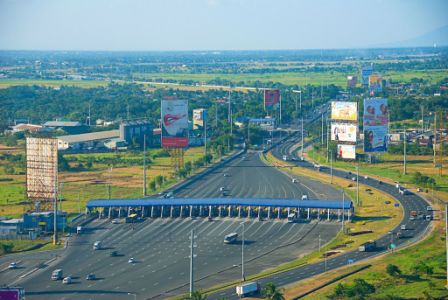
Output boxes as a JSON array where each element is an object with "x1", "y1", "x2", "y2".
[{"x1": 0, "y1": 0, "x2": 447, "y2": 51}]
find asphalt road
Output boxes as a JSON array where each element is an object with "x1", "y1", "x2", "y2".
[
  {"x1": 207, "y1": 132, "x2": 432, "y2": 299},
  {"x1": 1, "y1": 151, "x2": 343, "y2": 299}
]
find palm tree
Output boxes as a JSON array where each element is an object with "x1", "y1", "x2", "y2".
[{"x1": 262, "y1": 283, "x2": 285, "y2": 300}]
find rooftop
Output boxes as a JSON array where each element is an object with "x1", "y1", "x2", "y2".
[
  {"x1": 58, "y1": 130, "x2": 120, "y2": 143},
  {"x1": 44, "y1": 121, "x2": 83, "y2": 127}
]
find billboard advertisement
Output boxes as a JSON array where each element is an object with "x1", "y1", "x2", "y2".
[
  {"x1": 347, "y1": 75, "x2": 357, "y2": 87},
  {"x1": 369, "y1": 75, "x2": 382, "y2": 94},
  {"x1": 361, "y1": 65, "x2": 373, "y2": 86},
  {"x1": 331, "y1": 123, "x2": 357, "y2": 142},
  {"x1": 337, "y1": 144, "x2": 356, "y2": 160},
  {"x1": 363, "y1": 98, "x2": 388, "y2": 126},
  {"x1": 331, "y1": 101, "x2": 358, "y2": 121},
  {"x1": 161, "y1": 99, "x2": 189, "y2": 147},
  {"x1": 264, "y1": 89, "x2": 280, "y2": 110},
  {"x1": 26, "y1": 137, "x2": 58, "y2": 201},
  {"x1": 364, "y1": 125, "x2": 388, "y2": 152},
  {"x1": 193, "y1": 108, "x2": 207, "y2": 128},
  {"x1": 0, "y1": 288, "x2": 25, "y2": 300}
]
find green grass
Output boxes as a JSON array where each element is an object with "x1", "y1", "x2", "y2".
[
  {"x1": 0, "y1": 239, "x2": 61, "y2": 256},
  {"x1": 0, "y1": 79, "x2": 109, "y2": 89}
]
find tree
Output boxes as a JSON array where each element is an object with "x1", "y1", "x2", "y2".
[
  {"x1": 262, "y1": 283, "x2": 285, "y2": 300},
  {"x1": 412, "y1": 261, "x2": 434, "y2": 277},
  {"x1": 182, "y1": 291, "x2": 207, "y2": 300},
  {"x1": 149, "y1": 180, "x2": 156, "y2": 192},
  {"x1": 155, "y1": 175, "x2": 164, "y2": 188},
  {"x1": 386, "y1": 264, "x2": 401, "y2": 277}
]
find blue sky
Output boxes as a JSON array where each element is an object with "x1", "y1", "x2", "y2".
[{"x1": 0, "y1": 0, "x2": 447, "y2": 51}]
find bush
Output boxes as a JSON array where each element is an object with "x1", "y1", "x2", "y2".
[
  {"x1": 412, "y1": 172, "x2": 436, "y2": 188},
  {"x1": 386, "y1": 264, "x2": 401, "y2": 277}
]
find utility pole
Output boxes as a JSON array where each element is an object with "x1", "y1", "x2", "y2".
[
  {"x1": 88, "y1": 102, "x2": 91, "y2": 126},
  {"x1": 204, "y1": 113, "x2": 207, "y2": 156},
  {"x1": 445, "y1": 204, "x2": 447, "y2": 289},
  {"x1": 189, "y1": 229, "x2": 197, "y2": 296},
  {"x1": 326, "y1": 120, "x2": 329, "y2": 162},
  {"x1": 356, "y1": 164, "x2": 360, "y2": 206},
  {"x1": 53, "y1": 182, "x2": 58, "y2": 245},
  {"x1": 330, "y1": 152, "x2": 333, "y2": 184},
  {"x1": 279, "y1": 93, "x2": 282, "y2": 123},
  {"x1": 403, "y1": 130, "x2": 407, "y2": 175},
  {"x1": 434, "y1": 112, "x2": 437, "y2": 167},
  {"x1": 342, "y1": 188, "x2": 345, "y2": 234},
  {"x1": 301, "y1": 117, "x2": 304, "y2": 159},
  {"x1": 421, "y1": 105, "x2": 424, "y2": 133},
  {"x1": 321, "y1": 114, "x2": 324, "y2": 145},
  {"x1": 143, "y1": 134, "x2": 147, "y2": 196},
  {"x1": 241, "y1": 222, "x2": 245, "y2": 282},
  {"x1": 318, "y1": 234, "x2": 321, "y2": 252}
]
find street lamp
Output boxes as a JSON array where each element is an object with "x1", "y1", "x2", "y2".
[
  {"x1": 128, "y1": 293, "x2": 137, "y2": 300},
  {"x1": 241, "y1": 222, "x2": 246, "y2": 282}
]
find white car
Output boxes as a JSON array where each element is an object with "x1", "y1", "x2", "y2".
[
  {"x1": 111, "y1": 219, "x2": 120, "y2": 224},
  {"x1": 219, "y1": 187, "x2": 225, "y2": 192},
  {"x1": 8, "y1": 262, "x2": 17, "y2": 269},
  {"x1": 301, "y1": 195, "x2": 308, "y2": 200},
  {"x1": 128, "y1": 258, "x2": 135, "y2": 264},
  {"x1": 292, "y1": 178, "x2": 297, "y2": 183},
  {"x1": 62, "y1": 276, "x2": 72, "y2": 284}
]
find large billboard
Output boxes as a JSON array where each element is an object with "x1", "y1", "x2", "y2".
[
  {"x1": 331, "y1": 123, "x2": 357, "y2": 142},
  {"x1": 361, "y1": 65, "x2": 373, "y2": 86},
  {"x1": 264, "y1": 89, "x2": 280, "y2": 110},
  {"x1": 347, "y1": 75, "x2": 357, "y2": 87},
  {"x1": 363, "y1": 98, "x2": 388, "y2": 126},
  {"x1": 369, "y1": 75, "x2": 382, "y2": 94},
  {"x1": 331, "y1": 101, "x2": 358, "y2": 121},
  {"x1": 193, "y1": 108, "x2": 207, "y2": 129},
  {"x1": 337, "y1": 144, "x2": 356, "y2": 159},
  {"x1": 161, "y1": 99, "x2": 189, "y2": 147},
  {"x1": 364, "y1": 126, "x2": 388, "y2": 152},
  {"x1": 26, "y1": 137, "x2": 58, "y2": 201}
]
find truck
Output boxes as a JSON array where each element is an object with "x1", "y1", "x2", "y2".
[
  {"x1": 76, "y1": 226, "x2": 82, "y2": 234},
  {"x1": 93, "y1": 241, "x2": 102, "y2": 250},
  {"x1": 236, "y1": 282, "x2": 260, "y2": 297},
  {"x1": 358, "y1": 240, "x2": 376, "y2": 252},
  {"x1": 51, "y1": 269, "x2": 63, "y2": 280}
]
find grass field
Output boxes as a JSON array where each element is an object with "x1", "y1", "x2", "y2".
[{"x1": 0, "y1": 79, "x2": 109, "y2": 89}]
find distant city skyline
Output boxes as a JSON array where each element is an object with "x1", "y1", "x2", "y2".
[{"x1": 1, "y1": 0, "x2": 447, "y2": 51}]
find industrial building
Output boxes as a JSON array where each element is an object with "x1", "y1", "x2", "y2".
[
  {"x1": 43, "y1": 121, "x2": 88, "y2": 134},
  {"x1": 58, "y1": 130, "x2": 120, "y2": 150},
  {"x1": 23, "y1": 211, "x2": 67, "y2": 233}
]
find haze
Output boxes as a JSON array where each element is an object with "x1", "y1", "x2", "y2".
[{"x1": 0, "y1": 0, "x2": 447, "y2": 51}]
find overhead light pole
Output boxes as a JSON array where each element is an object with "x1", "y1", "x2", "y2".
[{"x1": 241, "y1": 222, "x2": 246, "y2": 282}]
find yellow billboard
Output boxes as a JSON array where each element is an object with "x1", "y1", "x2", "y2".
[{"x1": 331, "y1": 101, "x2": 358, "y2": 121}]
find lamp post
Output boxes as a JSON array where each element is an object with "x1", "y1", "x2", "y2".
[
  {"x1": 356, "y1": 164, "x2": 359, "y2": 206},
  {"x1": 241, "y1": 222, "x2": 246, "y2": 282},
  {"x1": 127, "y1": 293, "x2": 137, "y2": 300},
  {"x1": 292, "y1": 90, "x2": 302, "y2": 114}
]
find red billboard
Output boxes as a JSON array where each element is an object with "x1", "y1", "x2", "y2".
[
  {"x1": 161, "y1": 99, "x2": 189, "y2": 147},
  {"x1": 264, "y1": 89, "x2": 280, "y2": 110}
]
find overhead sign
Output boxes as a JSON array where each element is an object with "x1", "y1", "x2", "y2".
[
  {"x1": 331, "y1": 123, "x2": 357, "y2": 142},
  {"x1": 364, "y1": 98, "x2": 388, "y2": 153},
  {"x1": 264, "y1": 89, "x2": 280, "y2": 110},
  {"x1": 161, "y1": 99, "x2": 189, "y2": 147},
  {"x1": 26, "y1": 137, "x2": 58, "y2": 201},
  {"x1": 331, "y1": 101, "x2": 358, "y2": 121},
  {"x1": 337, "y1": 144, "x2": 356, "y2": 159}
]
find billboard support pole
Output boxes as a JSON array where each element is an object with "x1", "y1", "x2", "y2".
[
  {"x1": 403, "y1": 130, "x2": 407, "y2": 175},
  {"x1": 326, "y1": 120, "x2": 329, "y2": 162},
  {"x1": 321, "y1": 114, "x2": 324, "y2": 145},
  {"x1": 143, "y1": 134, "x2": 147, "y2": 197},
  {"x1": 53, "y1": 184, "x2": 57, "y2": 245},
  {"x1": 356, "y1": 164, "x2": 360, "y2": 206},
  {"x1": 301, "y1": 117, "x2": 304, "y2": 159}
]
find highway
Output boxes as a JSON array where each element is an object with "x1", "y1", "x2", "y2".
[
  {"x1": 1, "y1": 151, "x2": 344, "y2": 299},
  {"x1": 207, "y1": 131, "x2": 432, "y2": 299}
]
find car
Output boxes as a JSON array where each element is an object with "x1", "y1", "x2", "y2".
[
  {"x1": 219, "y1": 187, "x2": 225, "y2": 191},
  {"x1": 351, "y1": 177, "x2": 356, "y2": 181},
  {"x1": 426, "y1": 215, "x2": 432, "y2": 221},
  {"x1": 364, "y1": 175, "x2": 368, "y2": 179},
  {"x1": 301, "y1": 195, "x2": 308, "y2": 200},
  {"x1": 111, "y1": 219, "x2": 120, "y2": 224},
  {"x1": 62, "y1": 276, "x2": 72, "y2": 284},
  {"x1": 8, "y1": 262, "x2": 17, "y2": 269},
  {"x1": 400, "y1": 224, "x2": 406, "y2": 230},
  {"x1": 410, "y1": 216, "x2": 415, "y2": 221},
  {"x1": 417, "y1": 188, "x2": 423, "y2": 192},
  {"x1": 378, "y1": 181, "x2": 383, "y2": 185},
  {"x1": 128, "y1": 258, "x2": 135, "y2": 263},
  {"x1": 223, "y1": 173, "x2": 229, "y2": 177},
  {"x1": 292, "y1": 178, "x2": 297, "y2": 183},
  {"x1": 110, "y1": 251, "x2": 119, "y2": 257},
  {"x1": 86, "y1": 273, "x2": 96, "y2": 280},
  {"x1": 426, "y1": 206, "x2": 433, "y2": 211},
  {"x1": 207, "y1": 216, "x2": 213, "y2": 222}
]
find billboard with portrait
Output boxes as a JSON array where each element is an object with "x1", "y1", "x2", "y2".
[
  {"x1": 361, "y1": 65, "x2": 373, "y2": 86},
  {"x1": 337, "y1": 144, "x2": 356, "y2": 160},
  {"x1": 331, "y1": 101, "x2": 358, "y2": 121},
  {"x1": 264, "y1": 89, "x2": 280, "y2": 110},
  {"x1": 364, "y1": 125, "x2": 388, "y2": 152},
  {"x1": 331, "y1": 123, "x2": 357, "y2": 142},
  {"x1": 193, "y1": 108, "x2": 207, "y2": 128},
  {"x1": 368, "y1": 75, "x2": 382, "y2": 94},
  {"x1": 161, "y1": 99, "x2": 189, "y2": 147},
  {"x1": 363, "y1": 98, "x2": 388, "y2": 126}
]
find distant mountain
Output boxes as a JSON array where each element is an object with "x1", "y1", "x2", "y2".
[{"x1": 376, "y1": 25, "x2": 448, "y2": 48}]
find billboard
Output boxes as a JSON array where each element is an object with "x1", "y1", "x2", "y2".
[
  {"x1": 364, "y1": 126, "x2": 388, "y2": 152},
  {"x1": 331, "y1": 101, "x2": 358, "y2": 121},
  {"x1": 0, "y1": 288, "x2": 25, "y2": 300},
  {"x1": 161, "y1": 99, "x2": 189, "y2": 147},
  {"x1": 369, "y1": 75, "x2": 382, "y2": 94},
  {"x1": 264, "y1": 89, "x2": 280, "y2": 110},
  {"x1": 331, "y1": 123, "x2": 357, "y2": 142},
  {"x1": 26, "y1": 137, "x2": 58, "y2": 201},
  {"x1": 363, "y1": 98, "x2": 388, "y2": 126},
  {"x1": 193, "y1": 108, "x2": 207, "y2": 129},
  {"x1": 347, "y1": 75, "x2": 357, "y2": 87},
  {"x1": 361, "y1": 65, "x2": 373, "y2": 86},
  {"x1": 337, "y1": 144, "x2": 356, "y2": 159}
]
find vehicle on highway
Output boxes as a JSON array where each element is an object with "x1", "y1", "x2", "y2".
[
  {"x1": 224, "y1": 232, "x2": 238, "y2": 244},
  {"x1": 62, "y1": 276, "x2": 72, "y2": 284},
  {"x1": 427, "y1": 206, "x2": 433, "y2": 211},
  {"x1": 76, "y1": 226, "x2": 82, "y2": 234},
  {"x1": 111, "y1": 219, "x2": 120, "y2": 224},
  {"x1": 207, "y1": 216, "x2": 213, "y2": 222},
  {"x1": 401, "y1": 224, "x2": 406, "y2": 230},
  {"x1": 358, "y1": 240, "x2": 376, "y2": 252},
  {"x1": 287, "y1": 213, "x2": 297, "y2": 223},
  {"x1": 292, "y1": 178, "x2": 297, "y2": 183},
  {"x1": 223, "y1": 173, "x2": 229, "y2": 177},
  {"x1": 164, "y1": 191, "x2": 174, "y2": 198},
  {"x1": 417, "y1": 188, "x2": 423, "y2": 192},
  {"x1": 301, "y1": 194, "x2": 308, "y2": 200},
  {"x1": 410, "y1": 210, "x2": 417, "y2": 218},
  {"x1": 364, "y1": 175, "x2": 368, "y2": 179},
  {"x1": 128, "y1": 257, "x2": 135, "y2": 263},
  {"x1": 236, "y1": 281, "x2": 260, "y2": 297},
  {"x1": 93, "y1": 241, "x2": 102, "y2": 250},
  {"x1": 219, "y1": 187, "x2": 225, "y2": 191},
  {"x1": 110, "y1": 251, "x2": 119, "y2": 257},
  {"x1": 51, "y1": 269, "x2": 63, "y2": 280},
  {"x1": 126, "y1": 213, "x2": 139, "y2": 223},
  {"x1": 86, "y1": 273, "x2": 96, "y2": 280},
  {"x1": 8, "y1": 262, "x2": 17, "y2": 269},
  {"x1": 283, "y1": 155, "x2": 288, "y2": 161},
  {"x1": 426, "y1": 215, "x2": 432, "y2": 221}
]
